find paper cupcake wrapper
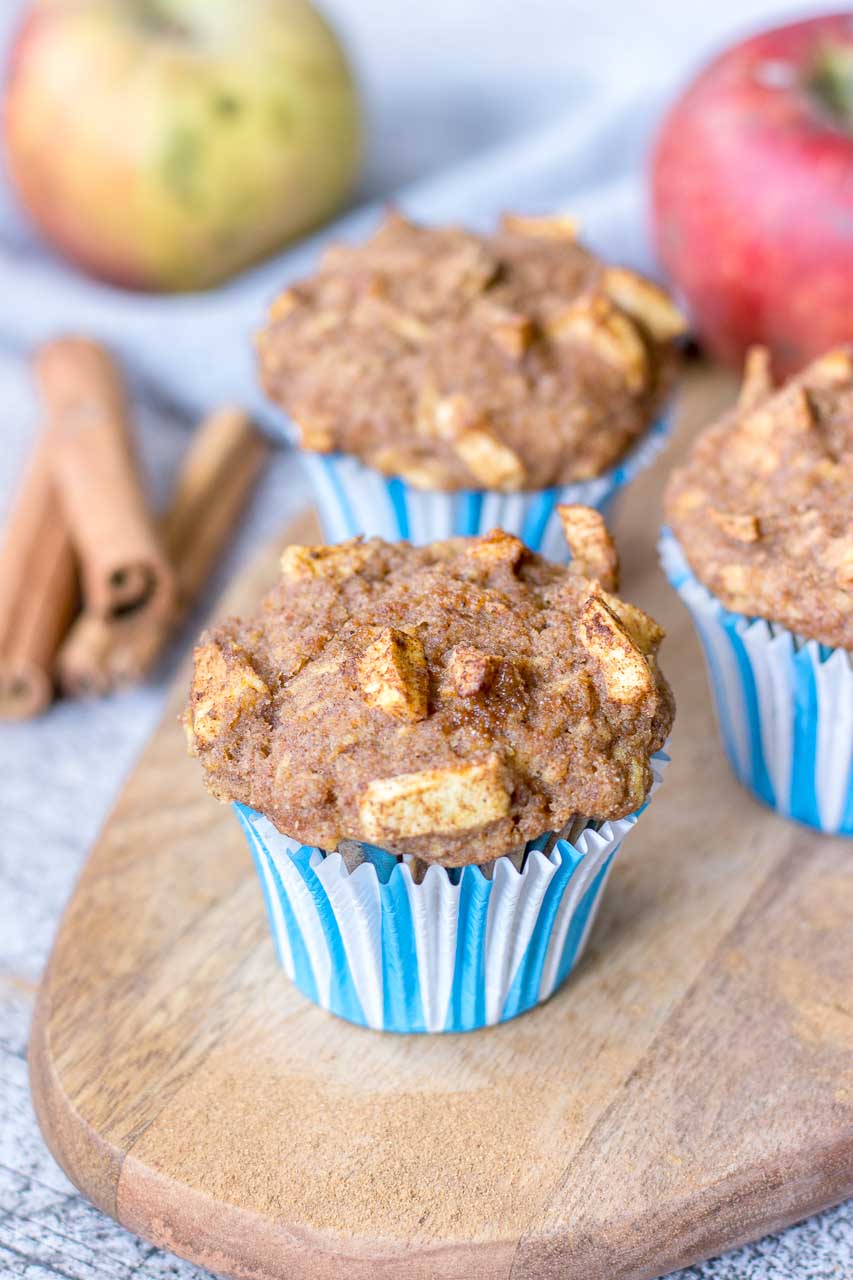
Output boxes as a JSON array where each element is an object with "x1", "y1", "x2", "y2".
[
  {"x1": 234, "y1": 755, "x2": 666, "y2": 1034},
  {"x1": 297, "y1": 412, "x2": 672, "y2": 555},
  {"x1": 661, "y1": 528, "x2": 853, "y2": 835}
]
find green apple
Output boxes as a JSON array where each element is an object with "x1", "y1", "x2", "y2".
[{"x1": 4, "y1": 0, "x2": 362, "y2": 290}]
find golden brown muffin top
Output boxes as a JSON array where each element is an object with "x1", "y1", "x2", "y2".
[
  {"x1": 185, "y1": 512, "x2": 674, "y2": 865},
  {"x1": 665, "y1": 347, "x2": 853, "y2": 650},
  {"x1": 257, "y1": 212, "x2": 685, "y2": 492}
]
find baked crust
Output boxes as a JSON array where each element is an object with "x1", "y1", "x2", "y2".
[
  {"x1": 257, "y1": 212, "x2": 685, "y2": 492},
  {"x1": 665, "y1": 348, "x2": 853, "y2": 650},
  {"x1": 186, "y1": 519, "x2": 674, "y2": 865}
]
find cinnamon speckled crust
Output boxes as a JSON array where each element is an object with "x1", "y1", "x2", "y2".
[
  {"x1": 186, "y1": 525, "x2": 674, "y2": 866},
  {"x1": 256, "y1": 212, "x2": 685, "y2": 492},
  {"x1": 665, "y1": 348, "x2": 853, "y2": 650}
]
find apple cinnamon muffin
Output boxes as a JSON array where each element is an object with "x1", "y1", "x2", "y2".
[
  {"x1": 186, "y1": 511, "x2": 673, "y2": 866},
  {"x1": 187, "y1": 512, "x2": 672, "y2": 1031},
  {"x1": 256, "y1": 212, "x2": 685, "y2": 554},
  {"x1": 662, "y1": 347, "x2": 852, "y2": 835}
]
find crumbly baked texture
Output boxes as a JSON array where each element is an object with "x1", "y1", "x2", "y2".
[
  {"x1": 665, "y1": 347, "x2": 853, "y2": 650},
  {"x1": 256, "y1": 212, "x2": 685, "y2": 492},
  {"x1": 186, "y1": 513, "x2": 674, "y2": 866}
]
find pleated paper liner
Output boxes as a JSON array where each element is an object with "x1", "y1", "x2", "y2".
[{"x1": 235, "y1": 754, "x2": 667, "y2": 1033}]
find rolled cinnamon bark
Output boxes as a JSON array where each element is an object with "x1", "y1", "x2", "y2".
[
  {"x1": 57, "y1": 612, "x2": 169, "y2": 698},
  {"x1": 0, "y1": 437, "x2": 78, "y2": 719},
  {"x1": 35, "y1": 338, "x2": 174, "y2": 620},
  {"x1": 57, "y1": 407, "x2": 268, "y2": 698},
  {"x1": 161, "y1": 406, "x2": 268, "y2": 608}
]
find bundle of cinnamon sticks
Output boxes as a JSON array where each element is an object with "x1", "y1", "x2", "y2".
[{"x1": 0, "y1": 338, "x2": 269, "y2": 720}]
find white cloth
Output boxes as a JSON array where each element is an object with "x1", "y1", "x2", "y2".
[{"x1": 1, "y1": 2, "x2": 850, "y2": 1278}]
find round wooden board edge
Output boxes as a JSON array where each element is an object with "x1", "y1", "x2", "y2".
[
  {"x1": 28, "y1": 958, "x2": 520, "y2": 1280},
  {"x1": 26, "y1": 816, "x2": 524, "y2": 1280},
  {"x1": 29, "y1": 940, "x2": 853, "y2": 1280},
  {"x1": 116, "y1": 1149, "x2": 520, "y2": 1280},
  {"x1": 28, "y1": 956, "x2": 124, "y2": 1219}
]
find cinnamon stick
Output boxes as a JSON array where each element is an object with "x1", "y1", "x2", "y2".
[
  {"x1": 35, "y1": 338, "x2": 174, "y2": 621},
  {"x1": 58, "y1": 407, "x2": 268, "y2": 697},
  {"x1": 0, "y1": 436, "x2": 78, "y2": 719},
  {"x1": 56, "y1": 612, "x2": 168, "y2": 697},
  {"x1": 161, "y1": 406, "x2": 269, "y2": 608}
]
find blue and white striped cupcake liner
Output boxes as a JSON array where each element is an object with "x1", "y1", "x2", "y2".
[
  {"x1": 661, "y1": 528, "x2": 852, "y2": 835},
  {"x1": 234, "y1": 754, "x2": 666, "y2": 1034},
  {"x1": 297, "y1": 413, "x2": 672, "y2": 555}
]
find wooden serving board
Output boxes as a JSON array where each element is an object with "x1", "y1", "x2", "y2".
[{"x1": 30, "y1": 367, "x2": 853, "y2": 1280}]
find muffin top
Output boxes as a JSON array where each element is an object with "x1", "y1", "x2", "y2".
[
  {"x1": 665, "y1": 347, "x2": 853, "y2": 650},
  {"x1": 185, "y1": 511, "x2": 674, "y2": 866},
  {"x1": 257, "y1": 212, "x2": 685, "y2": 492}
]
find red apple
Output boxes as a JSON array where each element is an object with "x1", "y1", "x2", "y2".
[
  {"x1": 4, "y1": 0, "x2": 362, "y2": 292},
  {"x1": 651, "y1": 12, "x2": 853, "y2": 375}
]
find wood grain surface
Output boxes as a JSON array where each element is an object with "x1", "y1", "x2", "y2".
[{"x1": 28, "y1": 366, "x2": 853, "y2": 1280}]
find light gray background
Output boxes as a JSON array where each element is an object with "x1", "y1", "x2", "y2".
[{"x1": 1, "y1": 1, "x2": 851, "y2": 1277}]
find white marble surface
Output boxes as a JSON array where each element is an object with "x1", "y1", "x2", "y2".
[{"x1": 1, "y1": 0, "x2": 851, "y2": 1275}]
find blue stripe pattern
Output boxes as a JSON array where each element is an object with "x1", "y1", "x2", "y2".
[
  {"x1": 232, "y1": 784, "x2": 659, "y2": 1033},
  {"x1": 554, "y1": 851, "x2": 615, "y2": 989},
  {"x1": 235, "y1": 807, "x2": 320, "y2": 1005},
  {"x1": 721, "y1": 615, "x2": 775, "y2": 809},
  {"x1": 380, "y1": 868, "x2": 425, "y2": 1031},
  {"x1": 288, "y1": 846, "x2": 367, "y2": 1026},
  {"x1": 303, "y1": 414, "x2": 671, "y2": 553},
  {"x1": 660, "y1": 529, "x2": 853, "y2": 835},
  {"x1": 500, "y1": 840, "x2": 585, "y2": 1022}
]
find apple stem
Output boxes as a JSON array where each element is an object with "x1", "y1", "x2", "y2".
[{"x1": 807, "y1": 41, "x2": 853, "y2": 131}]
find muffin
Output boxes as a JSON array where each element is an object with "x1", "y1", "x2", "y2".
[
  {"x1": 257, "y1": 211, "x2": 685, "y2": 555},
  {"x1": 663, "y1": 346, "x2": 852, "y2": 834},
  {"x1": 186, "y1": 509, "x2": 673, "y2": 1031}
]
